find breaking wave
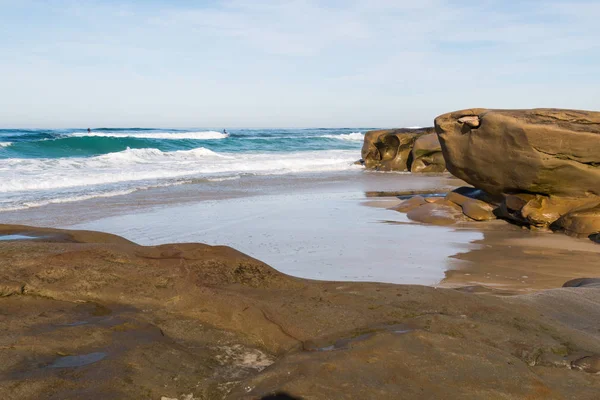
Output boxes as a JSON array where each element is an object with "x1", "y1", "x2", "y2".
[
  {"x1": 0, "y1": 147, "x2": 360, "y2": 194},
  {"x1": 72, "y1": 130, "x2": 229, "y2": 140}
]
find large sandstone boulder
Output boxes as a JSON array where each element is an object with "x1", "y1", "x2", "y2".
[
  {"x1": 435, "y1": 108, "x2": 600, "y2": 197},
  {"x1": 361, "y1": 127, "x2": 445, "y2": 172},
  {"x1": 435, "y1": 109, "x2": 600, "y2": 237}
]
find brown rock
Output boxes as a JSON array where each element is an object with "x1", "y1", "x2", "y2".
[
  {"x1": 436, "y1": 109, "x2": 600, "y2": 232},
  {"x1": 572, "y1": 355, "x2": 600, "y2": 373},
  {"x1": 435, "y1": 108, "x2": 600, "y2": 198},
  {"x1": 392, "y1": 195, "x2": 427, "y2": 212},
  {"x1": 462, "y1": 201, "x2": 496, "y2": 221},
  {"x1": 444, "y1": 191, "x2": 475, "y2": 207},
  {"x1": 505, "y1": 194, "x2": 536, "y2": 212},
  {"x1": 361, "y1": 127, "x2": 437, "y2": 171},
  {"x1": 504, "y1": 195, "x2": 600, "y2": 229},
  {"x1": 406, "y1": 201, "x2": 472, "y2": 225},
  {"x1": 410, "y1": 133, "x2": 446, "y2": 173},
  {"x1": 424, "y1": 196, "x2": 445, "y2": 204},
  {"x1": 553, "y1": 206, "x2": 600, "y2": 237},
  {"x1": 445, "y1": 190, "x2": 497, "y2": 221},
  {"x1": 2, "y1": 225, "x2": 600, "y2": 399},
  {"x1": 563, "y1": 278, "x2": 600, "y2": 288}
]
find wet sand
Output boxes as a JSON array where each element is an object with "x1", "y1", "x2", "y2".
[
  {"x1": 1, "y1": 170, "x2": 597, "y2": 292},
  {"x1": 442, "y1": 227, "x2": 600, "y2": 292},
  {"x1": 65, "y1": 173, "x2": 476, "y2": 285},
  {"x1": 0, "y1": 171, "x2": 458, "y2": 227}
]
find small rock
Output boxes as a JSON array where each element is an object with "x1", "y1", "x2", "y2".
[
  {"x1": 445, "y1": 191, "x2": 496, "y2": 221},
  {"x1": 406, "y1": 201, "x2": 471, "y2": 226},
  {"x1": 562, "y1": 278, "x2": 600, "y2": 288},
  {"x1": 572, "y1": 355, "x2": 600, "y2": 373},
  {"x1": 554, "y1": 206, "x2": 600, "y2": 238},
  {"x1": 457, "y1": 116, "x2": 480, "y2": 128},
  {"x1": 393, "y1": 196, "x2": 427, "y2": 212}
]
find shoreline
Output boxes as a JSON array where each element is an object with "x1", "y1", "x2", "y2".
[{"x1": 1, "y1": 170, "x2": 597, "y2": 293}]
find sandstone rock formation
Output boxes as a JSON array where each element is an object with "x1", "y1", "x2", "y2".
[
  {"x1": 427, "y1": 108, "x2": 600, "y2": 239},
  {"x1": 2, "y1": 225, "x2": 600, "y2": 399},
  {"x1": 395, "y1": 187, "x2": 501, "y2": 225},
  {"x1": 435, "y1": 108, "x2": 600, "y2": 197},
  {"x1": 361, "y1": 127, "x2": 446, "y2": 172},
  {"x1": 409, "y1": 132, "x2": 446, "y2": 173}
]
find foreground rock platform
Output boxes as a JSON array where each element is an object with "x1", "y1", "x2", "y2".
[
  {"x1": 361, "y1": 128, "x2": 446, "y2": 173},
  {"x1": 1, "y1": 225, "x2": 600, "y2": 399}
]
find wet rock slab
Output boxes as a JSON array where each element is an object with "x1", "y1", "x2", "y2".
[{"x1": 1, "y1": 225, "x2": 600, "y2": 399}]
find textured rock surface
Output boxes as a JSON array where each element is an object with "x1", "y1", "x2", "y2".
[
  {"x1": 435, "y1": 108, "x2": 600, "y2": 197},
  {"x1": 434, "y1": 108, "x2": 600, "y2": 237},
  {"x1": 2, "y1": 225, "x2": 600, "y2": 399},
  {"x1": 406, "y1": 200, "x2": 472, "y2": 225},
  {"x1": 392, "y1": 195, "x2": 427, "y2": 212},
  {"x1": 396, "y1": 188, "x2": 498, "y2": 225},
  {"x1": 410, "y1": 133, "x2": 446, "y2": 173},
  {"x1": 361, "y1": 127, "x2": 445, "y2": 172},
  {"x1": 553, "y1": 207, "x2": 600, "y2": 237},
  {"x1": 445, "y1": 191, "x2": 496, "y2": 221}
]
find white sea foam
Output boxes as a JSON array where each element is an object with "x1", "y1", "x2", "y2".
[
  {"x1": 206, "y1": 176, "x2": 241, "y2": 182},
  {"x1": 0, "y1": 189, "x2": 140, "y2": 212},
  {"x1": 0, "y1": 181, "x2": 191, "y2": 212},
  {"x1": 0, "y1": 142, "x2": 12, "y2": 147},
  {"x1": 238, "y1": 132, "x2": 364, "y2": 141},
  {"x1": 72, "y1": 131, "x2": 229, "y2": 140},
  {"x1": 0, "y1": 147, "x2": 360, "y2": 195},
  {"x1": 318, "y1": 132, "x2": 364, "y2": 141}
]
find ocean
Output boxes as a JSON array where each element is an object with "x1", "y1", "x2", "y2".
[{"x1": 0, "y1": 128, "x2": 369, "y2": 212}]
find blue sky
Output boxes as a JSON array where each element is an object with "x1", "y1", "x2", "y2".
[{"x1": 1, "y1": 0, "x2": 599, "y2": 128}]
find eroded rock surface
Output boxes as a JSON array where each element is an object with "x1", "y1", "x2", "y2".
[
  {"x1": 1, "y1": 225, "x2": 600, "y2": 399},
  {"x1": 432, "y1": 108, "x2": 600, "y2": 239},
  {"x1": 396, "y1": 187, "x2": 500, "y2": 226},
  {"x1": 435, "y1": 108, "x2": 600, "y2": 197},
  {"x1": 361, "y1": 128, "x2": 446, "y2": 172},
  {"x1": 410, "y1": 132, "x2": 446, "y2": 173},
  {"x1": 0, "y1": 225, "x2": 600, "y2": 400}
]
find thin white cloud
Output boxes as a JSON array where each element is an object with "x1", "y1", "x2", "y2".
[{"x1": 0, "y1": 0, "x2": 598, "y2": 127}]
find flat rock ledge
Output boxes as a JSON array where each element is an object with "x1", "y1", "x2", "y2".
[
  {"x1": 360, "y1": 127, "x2": 446, "y2": 173},
  {"x1": 1, "y1": 225, "x2": 600, "y2": 399}
]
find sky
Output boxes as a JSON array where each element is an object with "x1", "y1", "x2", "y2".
[{"x1": 0, "y1": 0, "x2": 599, "y2": 128}]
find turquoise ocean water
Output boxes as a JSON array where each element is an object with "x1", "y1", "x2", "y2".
[{"x1": 0, "y1": 128, "x2": 370, "y2": 211}]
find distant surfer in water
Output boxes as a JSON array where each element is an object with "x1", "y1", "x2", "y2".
[
  {"x1": 87, "y1": 128, "x2": 91, "y2": 133},
  {"x1": 223, "y1": 129, "x2": 227, "y2": 135}
]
